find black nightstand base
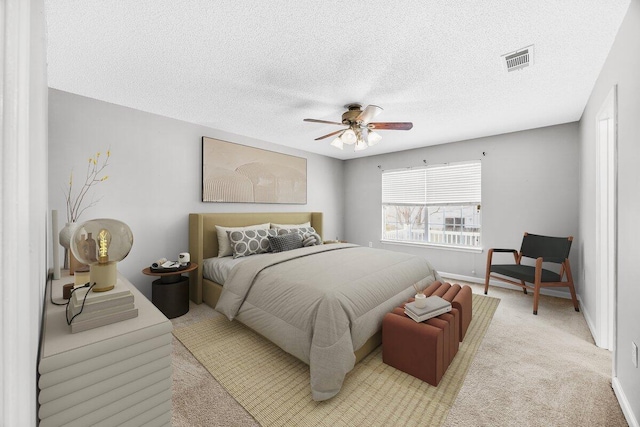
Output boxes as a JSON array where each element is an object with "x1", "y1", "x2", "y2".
[{"x1": 152, "y1": 275, "x2": 189, "y2": 319}]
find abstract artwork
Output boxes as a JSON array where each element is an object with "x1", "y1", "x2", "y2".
[{"x1": 202, "y1": 137, "x2": 307, "y2": 204}]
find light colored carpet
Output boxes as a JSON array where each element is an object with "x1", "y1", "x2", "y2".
[
  {"x1": 442, "y1": 283, "x2": 628, "y2": 427},
  {"x1": 170, "y1": 282, "x2": 628, "y2": 427},
  {"x1": 173, "y1": 294, "x2": 498, "y2": 427}
]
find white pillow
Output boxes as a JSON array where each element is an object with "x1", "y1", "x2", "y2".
[
  {"x1": 270, "y1": 221, "x2": 311, "y2": 230},
  {"x1": 216, "y1": 223, "x2": 270, "y2": 257}
]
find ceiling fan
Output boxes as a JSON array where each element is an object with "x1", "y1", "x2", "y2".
[{"x1": 304, "y1": 103, "x2": 413, "y2": 151}]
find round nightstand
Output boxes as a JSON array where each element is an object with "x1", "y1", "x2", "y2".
[{"x1": 142, "y1": 263, "x2": 197, "y2": 319}]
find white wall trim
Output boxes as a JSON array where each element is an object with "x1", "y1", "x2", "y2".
[
  {"x1": 613, "y1": 377, "x2": 640, "y2": 427},
  {"x1": 1, "y1": 0, "x2": 48, "y2": 425},
  {"x1": 594, "y1": 84, "x2": 618, "y2": 351},
  {"x1": 580, "y1": 298, "x2": 599, "y2": 346}
]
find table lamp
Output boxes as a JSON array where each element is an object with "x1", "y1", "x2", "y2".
[{"x1": 70, "y1": 218, "x2": 134, "y2": 292}]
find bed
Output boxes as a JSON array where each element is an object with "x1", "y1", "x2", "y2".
[{"x1": 188, "y1": 212, "x2": 441, "y2": 400}]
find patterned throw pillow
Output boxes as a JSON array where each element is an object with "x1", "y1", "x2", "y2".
[
  {"x1": 228, "y1": 229, "x2": 277, "y2": 259},
  {"x1": 216, "y1": 223, "x2": 270, "y2": 257},
  {"x1": 268, "y1": 233, "x2": 303, "y2": 253},
  {"x1": 277, "y1": 226, "x2": 316, "y2": 237}
]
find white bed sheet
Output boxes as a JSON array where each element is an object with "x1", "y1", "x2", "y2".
[{"x1": 201, "y1": 254, "x2": 269, "y2": 284}]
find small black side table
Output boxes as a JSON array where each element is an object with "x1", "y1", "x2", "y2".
[{"x1": 142, "y1": 263, "x2": 197, "y2": 319}]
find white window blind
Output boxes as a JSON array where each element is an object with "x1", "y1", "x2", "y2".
[
  {"x1": 381, "y1": 169, "x2": 427, "y2": 205},
  {"x1": 382, "y1": 161, "x2": 481, "y2": 205}
]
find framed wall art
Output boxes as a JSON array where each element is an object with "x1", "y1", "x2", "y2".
[{"x1": 202, "y1": 137, "x2": 307, "y2": 204}]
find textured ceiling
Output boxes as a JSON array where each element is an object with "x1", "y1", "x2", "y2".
[{"x1": 45, "y1": 1, "x2": 630, "y2": 160}]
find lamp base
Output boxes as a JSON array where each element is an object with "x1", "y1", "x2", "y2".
[{"x1": 90, "y1": 261, "x2": 117, "y2": 292}]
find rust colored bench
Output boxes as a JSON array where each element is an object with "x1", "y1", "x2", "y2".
[
  {"x1": 382, "y1": 312, "x2": 446, "y2": 386},
  {"x1": 422, "y1": 281, "x2": 473, "y2": 340},
  {"x1": 382, "y1": 282, "x2": 473, "y2": 386}
]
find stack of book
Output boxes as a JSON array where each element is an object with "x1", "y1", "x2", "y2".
[
  {"x1": 404, "y1": 295, "x2": 452, "y2": 322},
  {"x1": 67, "y1": 280, "x2": 138, "y2": 333}
]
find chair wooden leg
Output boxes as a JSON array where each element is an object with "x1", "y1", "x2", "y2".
[
  {"x1": 521, "y1": 280, "x2": 527, "y2": 294},
  {"x1": 533, "y1": 258, "x2": 543, "y2": 315},
  {"x1": 569, "y1": 284, "x2": 579, "y2": 312},
  {"x1": 564, "y1": 260, "x2": 580, "y2": 312},
  {"x1": 484, "y1": 250, "x2": 493, "y2": 295},
  {"x1": 533, "y1": 284, "x2": 540, "y2": 315}
]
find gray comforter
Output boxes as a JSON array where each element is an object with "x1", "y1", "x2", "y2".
[{"x1": 215, "y1": 243, "x2": 440, "y2": 400}]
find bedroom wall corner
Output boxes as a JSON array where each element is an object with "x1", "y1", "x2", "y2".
[{"x1": 48, "y1": 89, "x2": 345, "y2": 299}]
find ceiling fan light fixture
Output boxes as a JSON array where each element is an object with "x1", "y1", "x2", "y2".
[
  {"x1": 354, "y1": 138, "x2": 368, "y2": 151},
  {"x1": 342, "y1": 128, "x2": 356, "y2": 145},
  {"x1": 367, "y1": 131, "x2": 382, "y2": 146},
  {"x1": 304, "y1": 103, "x2": 413, "y2": 151}
]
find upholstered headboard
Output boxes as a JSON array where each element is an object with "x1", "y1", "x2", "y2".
[{"x1": 188, "y1": 212, "x2": 323, "y2": 303}]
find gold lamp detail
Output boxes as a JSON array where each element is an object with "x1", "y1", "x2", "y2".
[
  {"x1": 98, "y1": 228, "x2": 111, "y2": 263},
  {"x1": 70, "y1": 219, "x2": 133, "y2": 292}
]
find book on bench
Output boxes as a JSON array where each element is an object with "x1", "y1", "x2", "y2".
[{"x1": 404, "y1": 295, "x2": 452, "y2": 322}]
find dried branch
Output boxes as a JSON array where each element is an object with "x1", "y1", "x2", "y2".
[{"x1": 63, "y1": 149, "x2": 111, "y2": 223}]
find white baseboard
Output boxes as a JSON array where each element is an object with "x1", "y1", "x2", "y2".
[
  {"x1": 613, "y1": 377, "x2": 639, "y2": 427},
  {"x1": 580, "y1": 300, "x2": 600, "y2": 347},
  {"x1": 440, "y1": 272, "x2": 578, "y2": 300}
]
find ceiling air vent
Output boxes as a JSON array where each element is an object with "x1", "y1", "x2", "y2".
[{"x1": 502, "y1": 45, "x2": 534, "y2": 72}]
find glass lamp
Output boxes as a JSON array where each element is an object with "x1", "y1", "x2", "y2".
[{"x1": 70, "y1": 218, "x2": 134, "y2": 292}]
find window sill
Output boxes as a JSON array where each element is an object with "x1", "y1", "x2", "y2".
[{"x1": 380, "y1": 239, "x2": 483, "y2": 254}]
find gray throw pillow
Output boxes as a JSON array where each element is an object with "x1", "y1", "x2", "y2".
[
  {"x1": 228, "y1": 228, "x2": 277, "y2": 259},
  {"x1": 268, "y1": 233, "x2": 303, "y2": 253}
]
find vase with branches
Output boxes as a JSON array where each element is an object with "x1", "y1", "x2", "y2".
[{"x1": 59, "y1": 149, "x2": 111, "y2": 271}]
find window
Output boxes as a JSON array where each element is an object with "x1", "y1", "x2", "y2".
[{"x1": 381, "y1": 161, "x2": 481, "y2": 249}]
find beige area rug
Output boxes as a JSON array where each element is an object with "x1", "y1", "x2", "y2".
[{"x1": 173, "y1": 293, "x2": 499, "y2": 427}]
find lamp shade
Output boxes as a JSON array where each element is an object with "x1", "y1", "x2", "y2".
[
  {"x1": 354, "y1": 138, "x2": 368, "y2": 151},
  {"x1": 341, "y1": 128, "x2": 356, "y2": 145},
  {"x1": 330, "y1": 136, "x2": 344, "y2": 150},
  {"x1": 70, "y1": 219, "x2": 133, "y2": 292},
  {"x1": 367, "y1": 131, "x2": 382, "y2": 146},
  {"x1": 70, "y1": 219, "x2": 133, "y2": 265}
]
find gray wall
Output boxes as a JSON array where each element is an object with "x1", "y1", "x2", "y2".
[
  {"x1": 343, "y1": 123, "x2": 580, "y2": 294},
  {"x1": 579, "y1": 0, "x2": 640, "y2": 422},
  {"x1": 48, "y1": 89, "x2": 345, "y2": 299}
]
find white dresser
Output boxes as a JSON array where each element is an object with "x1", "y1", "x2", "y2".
[{"x1": 38, "y1": 271, "x2": 173, "y2": 427}]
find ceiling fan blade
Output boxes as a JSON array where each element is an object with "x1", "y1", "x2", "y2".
[
  {"x1": 304, "y1": 118, "x2": 344, "y2": 126},
  {"x1": 314, "y1": 129, "x2": 345, "y2": 140},
  {"x1": 356, "y1": 105, "x2": 383, "y2": 124},
  {"x1": 368, "y1": 122, "x2": 413, "y2": 130}
]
